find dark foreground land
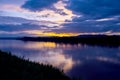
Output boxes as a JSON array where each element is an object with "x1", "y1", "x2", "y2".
[{"x1": 0, "y1": 50, "x2": 70, "y2": 80}]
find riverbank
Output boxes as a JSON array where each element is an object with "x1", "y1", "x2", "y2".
[{"x1": 0, "y1": 50, "x2": 70, "y2": 80}]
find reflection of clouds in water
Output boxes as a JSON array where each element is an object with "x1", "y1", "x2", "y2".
[
  {"x1": 0, "y1": 40, "x2": 120, "y2": 78},
  {"x1": 0, "y1": 40, "x2": 81, "y2": 72},
  {"x1": 96, "y1": 56, "x2": 120, "y2": 64},
  {"x1": 23, "y1": 41, "x2": 81, "y2": 72},
  {"x1": 28, "y1": 49, "x2": 80, "y2": 72},
  {"x1": 117, "y1": 53, "x2": 120, "y2": 57}
]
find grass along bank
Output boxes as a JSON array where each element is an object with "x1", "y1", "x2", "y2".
[{"x1": 0, "y1": 50, "x2": 70, "y2": 80}]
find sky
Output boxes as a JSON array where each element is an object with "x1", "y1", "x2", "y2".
[{"x1": 0, "y1": 0, "x2": 120, "y2": 37}]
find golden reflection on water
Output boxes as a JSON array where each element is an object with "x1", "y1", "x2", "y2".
[
  {"x1": 25, "y1": 42, "x2": 82, "y2": 49},
  {"x1": 24, "y1": 42, "x2": 81, "y2": 72},
  {"x1": 25, "y1": 42, "x2": 56, "y2": 49}
]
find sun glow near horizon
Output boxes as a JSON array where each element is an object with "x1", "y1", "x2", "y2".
[
  {"x1": 41, "y1": 32, "x2": 80, "y2": 37},
  {"x1": 23, "y1": 30, "x2": 120, "y2": 37}
]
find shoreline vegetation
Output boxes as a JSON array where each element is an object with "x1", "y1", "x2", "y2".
[
  {"x1": 0, "y1": 50, "x2": 70, "y2": 80},
  {"x1": 0, "y1": 35, "x2": 120, "y2": 47}
]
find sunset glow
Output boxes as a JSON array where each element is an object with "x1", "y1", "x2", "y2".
[
  {"x1": 41, "y1": 32, "x2": 80, "y2": 37},
  {"x1": 0, "y1": 0, "x2": 120, "y2": 37},
  {"x1": 0, "y1": 0, "x2": 120, "y2": 80}
]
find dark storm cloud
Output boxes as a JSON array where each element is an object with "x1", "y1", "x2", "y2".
[
  {"x1": 0, "y1": 16, "x2": 54, "y2": 32},
  {"x1": 66, "y1": 0, "x2": 120, "y2": 18},
  {"x1": 0, "y1": 23, "x2": 42, "y2": 32},
  {"x1": 0, "y1": 16, "x2": 35, "y2": 24},
  {"x1": 22, "y1": 0, "x2": 59, "y2": 11},
  {"x1": 0, "y1": 33, "x2": 30, "y2": 37},
  {"x1": 58, "y1": 0, "x2": 120, "y2": 33},
  {"x1": 53, "y1": 17, "x2": 120, "y2": 33},
  {"x1": 0, "y1": 16, "x2": 43, "y2": 31},
  {"x1": 0, "y1": 16, "x2": 62, "y2": 34}
]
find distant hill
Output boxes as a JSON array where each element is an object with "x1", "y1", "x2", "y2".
[
  {"x1": 0, "y1": 50, "x2": 70, "y2": 80},
  {"x1": 0, "y1": 35, "x2": 120, "y2": 47},
  {"x1": 19, "y1": 35, "x2": 120, "y2": 47}
]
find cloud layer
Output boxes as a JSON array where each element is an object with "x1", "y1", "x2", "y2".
[
  {"x1": 0, "y1": 0, "x2": 120, "y2": 37},
  {"x1": 22, "y1": 0, "x2": 59, "y2": 11},
  {"x1": 66, "y1": 0, "x2": 120, "y2": 18}
]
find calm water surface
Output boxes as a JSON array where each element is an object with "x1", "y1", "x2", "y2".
[{"x1": 0, "y1": 40, "x2": 120, "y2": 80}]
